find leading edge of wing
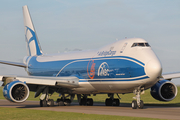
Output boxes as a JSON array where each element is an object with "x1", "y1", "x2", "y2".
[
  {"x1": 162, "y1": 72, "x2": 180, "y2": 80},
  {"x1": 1, "y1": 75, "x2": 79, "y2": 88},
  {"x1": 0, "y1": 60, "x2": 26, "y2": 68}
]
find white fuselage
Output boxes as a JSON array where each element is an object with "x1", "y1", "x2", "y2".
[{"x1": 24, "y1": 38, "x2": 162, "y2": 94}]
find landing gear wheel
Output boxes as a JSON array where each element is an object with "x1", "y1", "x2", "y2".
[
  {"x1": 58, "y1": 101, "x2": 64, "y2": 106},
  {"x1": 64, "y1": 99, "x2": 71, "y2": 106},
  {"x1": 40, "y1": 100, "x2": 43, "y2": 107},
  {"x1": 80, "y1": 98, "x2": 86, "y2": 106},
  {"x1": 40, "y1": 99, "x2": 47, "y2": 107},
  {"x1": 132, "y1": 100, "x2": 137, "y2": 109},
  {"x1": 57, "y1": 98, "x2": 64, "y2": 106},
  {"x1": 113, "y1": 99, "x2": 120, "y2": 106},
  {"x1": 138, "y1": 100, "x2": 144, "y2": 109},
  {"x1": 47, "y1": 99, "x2": 54, "y2": 107},
  {"x1": 87, "y1": 98, "x2": 93, "y2": 106},
  {"x1": 105, "y1": 98, "x2": 112, "y2": 106}
]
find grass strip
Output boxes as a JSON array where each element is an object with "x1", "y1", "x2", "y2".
[{"x1": 0, "y1": 107, "x2": 165, "y2": 120}]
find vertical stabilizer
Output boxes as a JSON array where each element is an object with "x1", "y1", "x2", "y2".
[{"x1": 22, "y1": 5, "x2": 43, "y2": 56}]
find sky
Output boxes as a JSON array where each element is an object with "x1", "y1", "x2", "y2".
[{"x1": 0, "y1": 0, "x2": 180, "y2": 84}]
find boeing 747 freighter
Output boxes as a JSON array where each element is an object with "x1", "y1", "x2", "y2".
[{"x1": 0, "y1": 5, "x2": 180, "y2": 109}]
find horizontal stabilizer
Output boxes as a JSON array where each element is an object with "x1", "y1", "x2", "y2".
[{"x1": 0, "y1": 60, "x2": 26, "y2": 68}]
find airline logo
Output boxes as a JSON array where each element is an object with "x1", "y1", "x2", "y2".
[
  {"x1": 98, "y1": 62, "x2": 110, "y2": 76},
  {"x1": 87, "y1": 60, "x2": 96, "y2": 79},
  {"x1": 25, "y1": 26, "x2": 42, "y2": 56}
]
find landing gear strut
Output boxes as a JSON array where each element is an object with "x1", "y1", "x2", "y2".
[
  {"x1": 105, "y1": 93, "x2": 120, "y2": 106},
  {"x1": 39, "y1": 87, "x2": 54, "y2": 107},
  {"x1": 132, "y1": 87, "x2": 144, "y2": 109}
]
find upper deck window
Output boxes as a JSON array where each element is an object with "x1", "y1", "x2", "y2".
[{"x1": 131, "y1": 43, "x2": 150, "y2": 47}]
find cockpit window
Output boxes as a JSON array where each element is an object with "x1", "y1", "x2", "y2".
[
  {"x1": 145, "y1": 43, "x2": 150, "y2": 47},
  {"x1": 131, "y1": 43, "x2": 150, "y2": 47}
]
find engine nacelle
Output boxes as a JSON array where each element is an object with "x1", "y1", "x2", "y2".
[
  {"x1": 3, "y1": 81, "x2": 29, "y2": 103},
  {"x1": 150, "y1": 80, "x2": 177, "y2": 101}
]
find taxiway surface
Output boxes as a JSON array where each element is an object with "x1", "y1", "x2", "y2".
[{"x1": 0, "y1": 100, "x2": 180, "y2": 119}]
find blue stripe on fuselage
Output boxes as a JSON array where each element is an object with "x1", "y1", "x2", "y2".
[
  {"x1": 79, "y1": 76, "x2": 149, "y2": 82},
  {"x1": 27, "y1": 56, "x2": 147, "y2": 80}
]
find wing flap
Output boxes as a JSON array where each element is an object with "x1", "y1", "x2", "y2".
[{"x1": 162, "y1": 72, "x2": 180, "y2": 80}]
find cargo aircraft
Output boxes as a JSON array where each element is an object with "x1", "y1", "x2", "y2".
[{"x1": 1, "y1": 5, "x2": 180, "y2": 109}]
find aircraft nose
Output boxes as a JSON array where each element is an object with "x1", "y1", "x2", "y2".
[{"x1": 145, "y1": 59, "x2": 162, "y2": 79}]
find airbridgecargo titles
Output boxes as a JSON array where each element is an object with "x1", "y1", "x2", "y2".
[{"x1": 97, "y1": 50, "x2": 116, "y2": 56}]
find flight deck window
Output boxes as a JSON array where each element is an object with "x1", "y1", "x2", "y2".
[
  {"x1": 131, "y1": 43, "x2": 150, "y2": 47},
  {"x1": 138, "y1": 43, "x2": 145, "y2": 46},
  {"x1": 145, "y1": 43, "x2": 150, "y2": 47}
]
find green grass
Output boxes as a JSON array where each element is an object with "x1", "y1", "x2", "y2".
[
  {"x1": 0, "y1": 107, "x2": 165, "y2": 120},
  {"x1": 1, "y1": 86, "x2": 180, "y2": 107}
]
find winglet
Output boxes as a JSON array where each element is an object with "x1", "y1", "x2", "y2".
[{"x1": 22, "y1": 5, "x2": 43, "y2": 56}]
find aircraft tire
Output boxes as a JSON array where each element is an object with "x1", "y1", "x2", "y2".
[
  {"x1": 47, "y1": 99, "x2": 54, "y2": 107},
  {"x1": 113, "y1": 99, "x2": 120, "y2": 106},
  {"x1": 40, "y1": 100, "x2": 43, "y2": 107},
  {"x1": 80, "y1": 98, "x2": 86, "y2": 106},
  {"x1": 58, "y1": 101, "x2": 64, "y2": 106},
  {"x1": 64, "y1": 99, "x2": 71, "y2": 106},
  {"x1": 105, "y1": 98, "x2": 112, "y2": 106},
  {"x1": 57, "y1": 98, "x2": 61, "y2": 102},
  {"x1": 57, "y1": 98, "x2": 64, "y2": 106},
  {"x1": 40, "y1": 99, "x2": 47, "y2": 107},
  {"x1": 87, "y1": 98, "x2": 93, "y2": 106},
  {"x1": 132, "y1": 100, "x2": 137, "y2": 109},
  {"x1": 138, "y1": 100, "x2": 144, "y2": 109}
]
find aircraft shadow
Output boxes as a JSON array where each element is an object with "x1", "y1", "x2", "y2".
[{"x1": 16, "y1": 102, "x2": 180, "y2": 109}]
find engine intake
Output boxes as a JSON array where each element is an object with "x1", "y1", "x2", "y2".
[
  {"x1": 3, "y1": 81, "x2": 29, "y2": 103},
  {"x1": 150, "y1": 80, "x2": 177, "y2": 101}
]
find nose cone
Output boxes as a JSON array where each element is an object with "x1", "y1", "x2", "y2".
[{"x1": 146, "y1": 59, "x2": 162, "y2": 79}]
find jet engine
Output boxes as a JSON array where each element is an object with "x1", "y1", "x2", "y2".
[
  {"x1": 3, "y1": 80, "x2": 29, "y2": 103},
  {"x1": 150, "y1": 80, "x2": 177, "y2": 101}
]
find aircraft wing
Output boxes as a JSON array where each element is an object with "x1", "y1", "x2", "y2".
[
  {"x1": 0, "y1": 75, "x2": 79, "y2": 88},
  {"x1": 0, "y1": 60, "x2": 26, "y2": 68},
  {"x1": 162, "y1": 72, "x2": 180, "y2": 80}
]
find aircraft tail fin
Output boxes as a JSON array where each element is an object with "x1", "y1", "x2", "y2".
[{"x1": 22, "y1": 5, "x2": 43, "y2": 56}]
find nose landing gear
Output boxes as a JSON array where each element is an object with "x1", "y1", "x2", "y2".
[{"x1": 132, "y1": 87, "x2": 144, "y2": 109}]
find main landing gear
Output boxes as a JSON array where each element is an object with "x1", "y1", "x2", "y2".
[
  {"x1": 39, "y1": 87, "x2": 54, "y2": 107},
  {"x1": 38, "y1": 87, "x2": 144, "y2": 109},
  {"x1": 40, "y1": 99, "x2": 54, "y2": 107},
  {"x1": 132, "y1": 87, "x2": 144, "y2": 109},
  {"x1": 56, "y1": 94, "x2": 75, "y2": 106},
  {"x1": 77, "y1": 94, "x2": 93, "y2": 106},
  {"x1": 39, "y1": 87, "x2": 75, "y2": 107},
  {"x1": 105, "y1": 93, "x2": 120, "y2": 106}
]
